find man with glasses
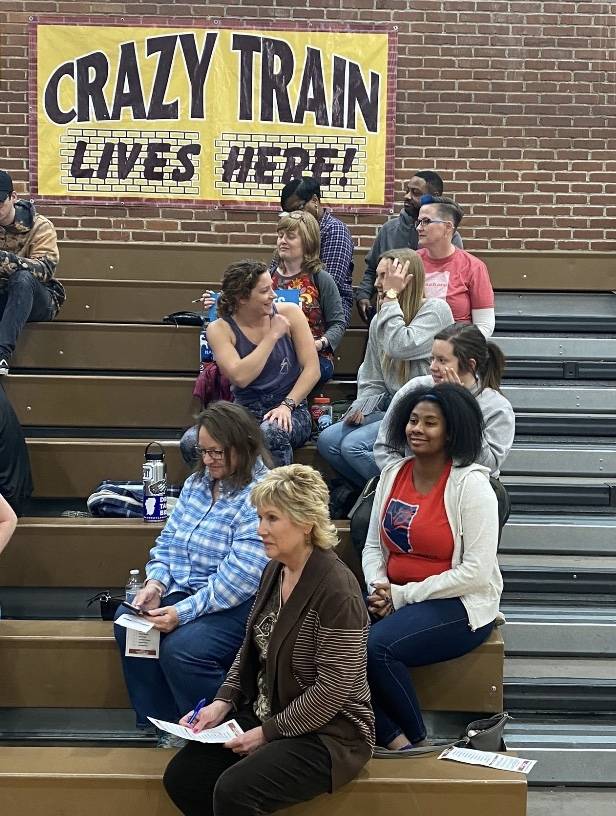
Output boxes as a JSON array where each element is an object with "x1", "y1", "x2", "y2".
[
  {"x1": 0, "y1": 170, "x2": 65, "y2": 375},
  {"x1": 355, "y1": 171, "x2": 463, "y2": 323},
  {"x1": 279, "y1": 177, "x2": 354, "y2": 326}
]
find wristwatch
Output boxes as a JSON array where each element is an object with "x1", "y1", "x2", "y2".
[
  {"x1": 384, "y1": 288, "x2": 399, "y2": 300},
  {"x1": 281, "y1": 397, "x2": 297, "y2": 410}
]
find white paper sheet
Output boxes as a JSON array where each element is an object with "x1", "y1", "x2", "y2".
[
  {"x1": 125, "y1": 626, "x2": 160, "y2": 659},
  {"x1": 439, "y1": 746, "x2": 537, "y2": 775},
  {"x1": 148, "y1": 717, "x2": 245, "y2": 743},
  {"x1": 115, "y1": 612, "x2": 155, "y2": 632}
]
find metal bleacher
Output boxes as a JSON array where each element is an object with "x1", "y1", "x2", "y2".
[{"x1": 0, "y1": 244, "x2": 614, "y2": 808}]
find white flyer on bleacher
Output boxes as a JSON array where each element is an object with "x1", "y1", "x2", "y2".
[
  {"x1": 439, "y1": 746, "x2": 536, "y2": 775},
  {"x1": 125, "y1": 626, "x2": 160, "y2": 659},
  {"x1": 147, "y1": 717, "x2": 244, "y2": 743},
  {"x1": 115, "y1": 612, "x2": 155, "y2": 632}
]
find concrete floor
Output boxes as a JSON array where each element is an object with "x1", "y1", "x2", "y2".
[{"x1": 528, "y1": 788, "x2": 616, "y2": 816}]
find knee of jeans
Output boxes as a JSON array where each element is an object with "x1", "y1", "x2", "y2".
[
  {"x1": 179, "y1": 424, "x2": 199, "y2": 465},
  {"x1": 340, "y1": 430, "x2": 369, "y2": 459},
  {"x1": 260, "y1": 419, "x2": 289, "y2": 447},
  {"x1": 367, "y1": 626, "x2": 391, "y2": 666},
  {"x1": 7, "y1": 268, "x2": 34, "y2": 289},
  {"x1": 316, "y1": 423, "x2": 340, "y2": 457}
]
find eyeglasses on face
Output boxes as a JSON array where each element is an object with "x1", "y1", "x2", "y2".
[
  {"x1": 414, "y1": 218, "x2": 452, "y2": 228},
  {"x1": 194, "y1": 446, "x2": 225, "y2": 460}
]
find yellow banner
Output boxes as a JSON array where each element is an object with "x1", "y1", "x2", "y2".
[{"x1": 33, "y1": 20, "x2": 395, "y2": 208}]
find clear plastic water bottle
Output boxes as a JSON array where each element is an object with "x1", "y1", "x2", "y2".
[{"x1": 125, "y1": 569, "x2": 143, "y2": 603}]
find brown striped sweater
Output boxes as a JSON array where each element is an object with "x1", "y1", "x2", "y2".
[{"x1": 216, "y1": 546, "x2": 375, "y2": 790}]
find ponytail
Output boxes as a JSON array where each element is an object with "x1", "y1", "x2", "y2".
[
  {"x1": 482, "y1": 342, "x2": 505, "y2": 391},
  {"x1": 434, "y1": 323, "x2": 506, "y2": 393}
]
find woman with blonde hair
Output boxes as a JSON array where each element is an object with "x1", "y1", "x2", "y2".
[
  {"x1": 270, "y1": 210, "x2": 345, "y2": 383},
  {"x1": 163, "y1": 464, "x2": 374, "y2": 816},
  {"x1": 318, "y1": 247, "x2": 453, "y2": 489}
]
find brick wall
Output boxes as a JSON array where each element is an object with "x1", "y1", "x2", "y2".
[{"x1": 1, "y1": 1, "x2": 615, "y2": 251}]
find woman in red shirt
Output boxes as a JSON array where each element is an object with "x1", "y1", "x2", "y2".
[
  {"x1": 416, "y1": 196, "x2": 495, "y2": 338},
  {"x1": 362, "y1": 383, "x2": 503, "y2": 752}
]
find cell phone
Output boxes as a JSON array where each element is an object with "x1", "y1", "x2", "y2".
[{"x1": 120, "y1": 600, "x2": 144, "y2": 615}]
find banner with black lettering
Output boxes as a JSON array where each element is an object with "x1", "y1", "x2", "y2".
[{"x1": 31, "y1": 18, "x2": 396, "y2": 210}]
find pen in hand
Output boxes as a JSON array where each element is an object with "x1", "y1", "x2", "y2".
[{"x1": 187, "y1": 698, "x2": 208, "y2": 726}]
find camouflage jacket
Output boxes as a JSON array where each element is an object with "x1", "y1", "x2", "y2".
[{"x1": 0, "y1": 200, "x2": 65, "y2": 314}]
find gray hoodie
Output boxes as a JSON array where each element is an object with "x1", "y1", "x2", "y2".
[{"x1": 373, "y1": 374, "x2": 515, "y2": 478}]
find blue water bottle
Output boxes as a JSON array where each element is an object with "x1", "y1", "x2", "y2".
[{"x1": 200, "y1": 318, "x2": 213, "y2": 371}]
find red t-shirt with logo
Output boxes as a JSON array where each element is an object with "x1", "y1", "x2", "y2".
[
  {"x1": 418, "y1": 247, "x2": 494, "y2": 323},
  {"x1": 380, "y1": 459, "x2": 454, "y2": 584}
]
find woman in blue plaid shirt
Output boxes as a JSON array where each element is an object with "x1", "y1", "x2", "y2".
[{"x1": 114, "y1": 402, "x2": 270, "y2": 743}]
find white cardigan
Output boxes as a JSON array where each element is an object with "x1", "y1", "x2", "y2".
[{"x1": 362, "y1": 458, "x2": 504, "y2": 631}]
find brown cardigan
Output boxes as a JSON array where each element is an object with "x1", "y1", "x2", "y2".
[{"x1": 216, "y1": 546, "x2": 375, "y2": 790}]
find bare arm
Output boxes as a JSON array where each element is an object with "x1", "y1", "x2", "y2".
[
  {"x1": 0, "y1": 495, "x2": 17, "y2": 558},
  {"x1": 206, "y1": 317, "x2": 284, "y2": 390},
  {"x1": 279, "y1": 303, "x2": 320, "y2": 404}
]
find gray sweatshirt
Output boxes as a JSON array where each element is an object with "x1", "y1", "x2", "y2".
[
  {"x1": 373, "y1": 374, "x2": 515, "y2": 478},
  {"x1": 349, "y1": 298, "x2": 453, "y2": 416},
  {"x1": 356, "y1": 208, "x2": 464, "y2": 302}
]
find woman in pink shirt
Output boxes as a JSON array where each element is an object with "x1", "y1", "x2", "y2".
[{"x1": 416, "y1": 196, "x2": 495, "y2": 337}]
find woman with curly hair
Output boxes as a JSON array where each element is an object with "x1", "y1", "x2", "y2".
[{"x1": 206, "y1": 260, "x2": 320, "y2": 466}]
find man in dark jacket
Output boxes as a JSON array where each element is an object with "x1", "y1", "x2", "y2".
[
  {"x1": 0, "y1": 170, "x2": 65, "y2": 374},
  {"x1": 355, "y1": 170, "x2": 463, "y2": 322}
]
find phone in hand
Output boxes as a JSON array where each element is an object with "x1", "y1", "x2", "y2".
[{"x1": 120, "y1": 600, "x2": 146, "y2": 615}]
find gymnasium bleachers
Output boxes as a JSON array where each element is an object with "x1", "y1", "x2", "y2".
[{"x1": 1, "y1": 241, "x2": 615, "y2": 811}]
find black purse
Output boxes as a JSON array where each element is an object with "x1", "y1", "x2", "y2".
[
  {"x1": 86, "y1": 590, "x2": 124, "y2": 621},
  {"x1": 162, "y1": 311, "x2": 206, "y2": 326},
  {"x1": 373, "y1": 712, "x2": 511, "y2": 758}
]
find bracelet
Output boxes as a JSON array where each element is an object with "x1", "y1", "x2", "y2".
[{"x1": 281, "y1": 397, "x2": 296, "y2": 410}]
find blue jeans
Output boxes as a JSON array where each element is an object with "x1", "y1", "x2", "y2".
[
  {"x1": 0, "y1": 269, "x2": 56, "y2": 359},
  {"x1": 367, "y1": 597, "x2": 494, "y2": 745},
  {"x1": 316, "y1": 413, "x2": 384, "y2": 488},
  {"x1": 114, "y1": 592, "x2": 252, "y2": 728},
  {"x1": 237, "y1": 397, "x2": 312, "y2": 468}
]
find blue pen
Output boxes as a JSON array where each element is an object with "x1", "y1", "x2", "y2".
[{"x1": 187, "y1": 698, "x2": 208, "y2": 726}]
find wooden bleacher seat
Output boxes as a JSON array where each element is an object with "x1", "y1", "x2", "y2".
[
  {"x1": 11, "y1": 322, "x2": 368, "y2": 376},
  {"x1": 0, "y1": 747, "x2": 527, "y2": 815},
  {"x1": 55, "y1": 239, "x2": 616, "y2": 291},
  {"x1": 0, "y1": 619, "x2": 503, "y2": 713},
  {"x1": 5, "y1": 518, "x2": 351, "y2": 588}
]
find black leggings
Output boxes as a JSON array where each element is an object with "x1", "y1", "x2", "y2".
[{"x1": 163, "y1": 710, "x2": 332, "y2": 816}]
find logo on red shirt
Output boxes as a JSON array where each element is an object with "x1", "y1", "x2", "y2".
[{"x1": 382, "y1": 499, "x2": 419, "y2": 553}]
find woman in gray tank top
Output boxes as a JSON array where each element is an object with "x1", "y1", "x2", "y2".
[{"x1": 206, "y1": 260, "x2": 320, "y2": 467}]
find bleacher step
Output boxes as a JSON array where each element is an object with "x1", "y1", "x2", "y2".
[
  {"x1": 0, "y1": 620, "x2": 503, "y2": 714},
  {"x1": 502, "y1": 605, "x2": 616, "y2": 656},
  {"x1": 507, "y1": 719, "x2": 616, "y2": 788},
  {"x1": 500, "y1": 515, "x2": 616, "y2": 555},
  {"x1": 0, "y1": 747, "x2": 527, "y2": 816}
]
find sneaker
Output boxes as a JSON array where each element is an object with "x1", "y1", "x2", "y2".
[
  {"x1": 156, "y1": 731, "x2": 187, "y2": 749},
  {"x1": 0, "y1": 360, "x2": 8, "y2": 376}
]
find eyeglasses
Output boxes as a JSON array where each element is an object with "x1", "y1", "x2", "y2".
[
  {"x1": 194, "y1": 446, "x2": 225, "y2": 460},
  {"x1": 414, "y1": 218, "x2": 452, "y2": 228}
]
